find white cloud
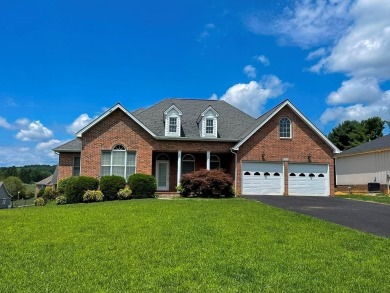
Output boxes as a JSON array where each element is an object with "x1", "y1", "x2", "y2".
[
  {"x1": 306, "y1": 47, "x2": 327, "y2": 60},
  {"x1": 66, "y1": 113, "x2": 94, "y2": 134},
  {"x1": 217, "y1": 75, "x2": 289, "y2": 117},
  {"x1": 327, "y1": 77, "x2": 382, "y2": 105},
  {"x1": 15, "y1": 118, "x2": 30, "y2": 127},
  {"x1": 209, "y1": 93, "x2": 218, "y2": 100},
  {"x1": 15, "y1": 121, "x2": 53, "y2": 142},
  {"x1": 246, "y1": 0, "x2": 354, "y2": 48},
  {"x1": 243, "y1": 65, "x2": 257, "y2": 79},
  {"x1": 0, "y1": 117, "x2": 11, "y2": 129},
  {"x1": 0, "y1": 145, "x2": 58, "y2": 167},
  {"x1": 321, "y1": 90, "x2": 390, "y2": 125},
  {"x1": 36, "y1": 139, "x2": 62, "y2": 159},
  {"x1": 256, "y1": 55, "x2": 270, "y2": 66},
  {"x1": 315, "y1": 0, "x2": 390, "y2": 80}
]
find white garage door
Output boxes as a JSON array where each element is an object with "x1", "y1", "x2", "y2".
[
  {"x1": 288, "y1": 164, "x2": 329, "y2": 196},
  {"x1": 242, "y1": 162, "x2": 284, "y2": 195}
]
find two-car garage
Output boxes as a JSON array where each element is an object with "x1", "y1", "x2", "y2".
[{"x1": 242, "y1": 162, "x2": 329, "y2": 196}]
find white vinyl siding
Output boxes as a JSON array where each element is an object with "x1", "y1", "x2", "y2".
[
  {"x1": 336, "y1": 151, "x2": 390, "y2": 185},
  {"x1": 164, "y1": 105, "x2": 182, "y2": 137}
]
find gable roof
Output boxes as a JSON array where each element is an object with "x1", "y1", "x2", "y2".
[
  {"x1": 336, "y1": 134, "x2": 390, "y2": 158},
  {"x1": 232, "y1": 99, "x2": 340, "y2": 153},
  {"x1": 0, "y1": 182, "x2": 12, "y2": 198},
  {"x1": 36, "y1": 175, "x2": 53, "y2": 185},
  {"x1": 76, "y1": 103, "x2": 156, "y2": 138},
  {"x1": 133, "y1": 98, "x2": 255, "y2": 140}
]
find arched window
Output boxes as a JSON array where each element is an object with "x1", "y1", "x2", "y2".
[
  {"x1": 101, "y1": 144, "x2": 136, "y2": 179},
  {"x1": 254, "y1": 172, "x2": 260, "y2": 176},
  {"x1": 264, "y1": 172, "x2": 270, "y2": 176},
  {"x1": 156, "y1": 153, "x2": 169, "y2": 160},
  {"x1": 299, "y1": 173, "x2": 305, "y2": 177},
  {"x1": 182, "y1": 154, "x2": 195, "y2": 174},
  {"x1": 290, "y1": 173, "x2": 296, "y2": 176},
  {"x1": 274, "y1": 172, "x2": 280, "y2": 176},
  {"x1": 244, "y1": 171, "x2": 251, "y2": 175},
  {"x1": 210, "y1": 154, "x2": 220, "y2": 170},
  {"x1": 318, "y1": 174, "x2": 325, "y2": 177},
  {"x1": 279, "y1": 117, "x2": 292, "y2": 138},
  {"x1": 309, "y1": 173, "x2": 315, "y2": 178}
]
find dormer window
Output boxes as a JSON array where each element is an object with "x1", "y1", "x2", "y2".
[
  {"x1": 164, "y1": 105, "x2": 182, "y2": 137},
  {"x1": 169, "y1": 117, "x2": 177, "y2": 133},
  {"x1": 206, "y1": 118, "x2": 214, "y2": 134},
  {"x1": 199, "y1": 106, "x2": 219, "y2": 138}
]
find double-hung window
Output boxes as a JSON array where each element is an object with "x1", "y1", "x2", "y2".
[
  {"x1": 169, "y1": 117, "x2": 177, "y2": 133},
  {"x1": 206, "y1": 118, "x2": 214, "y2": 134}
]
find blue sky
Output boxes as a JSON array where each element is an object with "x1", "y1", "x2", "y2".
[{"x1": 1, "y1": 0, "x2": 390, "y2": 166}]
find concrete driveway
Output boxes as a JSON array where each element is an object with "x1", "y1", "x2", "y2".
[{"x1": 244, "y1": 195, "x2": 390, "y2": 238}]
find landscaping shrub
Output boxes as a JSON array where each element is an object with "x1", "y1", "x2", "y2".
[
  {"x1": 64, "y1": 176, "x2": 99, "y2": 204},
  {"x1": 100, "y1": 175, "x2": 126, "y2": 201},
  {"x1": 117, "y1": 188, "x2": 132, "y2": 200},
  {"x1": 128, "y1": 174, "x2": 156, "y2": 198},
  {"x1": 43, "y1": 186, "x2": 57, "y2": 201},
  {"x1": 56, "y1": 195, "x2": 67, "y2": 205},
  {"x1": 34, "y1": 197, "x2": 46, "y2": 206},
  {"x1": 37, "y1": 187, "x2": 45, "y2": 198},
  {"x1": 57, "y1": 177, "x2": 72, "y2": 195},
  {"x1": 180, "y1": 169, "x2": 234, "y2": 198},
  {"x1": 83, "y1": 190, "x2": 104, "y2": 203}
]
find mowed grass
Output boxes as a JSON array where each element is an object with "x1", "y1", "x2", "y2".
[{"x1": 1, "y1": 199, "x2": 389, "y2": 292}]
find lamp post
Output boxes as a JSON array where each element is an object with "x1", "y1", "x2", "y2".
[{"x1": 18, "y1": 191, "x2": 20, "y2": 201}]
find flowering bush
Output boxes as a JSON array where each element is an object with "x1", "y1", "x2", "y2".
[
  {"x1": 56, "y1": 195, "x2": 67, "y2": 205},
  {"x1": 117, "y1": 188, "x2": 132, "y2": 200},
  {"x1": 83, "y1": 190, "x2": 104, "y2": 203},
  {"x1": 34, "y1": 197, "x2": 46, "y2": 206}
]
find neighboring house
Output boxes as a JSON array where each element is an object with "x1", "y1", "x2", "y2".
[
  {"x1": 53, "y1": 98, "x2": 340, "y2": 196},
  {"x1": 336, "y1": 134, "x2": 390, "y2": 193},
  {"x1": 35, "y1": 166, "x2": 58, "y2": 195},
  {"x1": 0, "y1": 182, "x2": 12, "y2": 209}
]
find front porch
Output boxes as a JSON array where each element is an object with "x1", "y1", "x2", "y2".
[{"x1": 152, "y1": 151, "x2": 235, "y2": 192}]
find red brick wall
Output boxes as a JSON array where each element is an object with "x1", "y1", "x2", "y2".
[
  {"x1": 58, "y1": 109, "x2": 235, "y2": 190},
  {"x1": 236, "y1": 106, "x2": 335, "y2": 195},
  {"x1": 58, "y1": 152, "x2": 80, "y2": 182}
]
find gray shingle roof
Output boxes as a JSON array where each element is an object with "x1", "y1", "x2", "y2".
[
  {"x1": 53, "y1": 139, "x2": 82, "y2": 152},
  {"x1": 133, "y1": 98, "x2": 255, "y2": 140},
  {"x1": 336, "y1": 134, "x2": 390, "y2": 157}
]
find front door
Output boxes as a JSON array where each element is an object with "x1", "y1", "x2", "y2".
[{"x1": 156, "y1": 160, "x2": 169, "y2": 191}]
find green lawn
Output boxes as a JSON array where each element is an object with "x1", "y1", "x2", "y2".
[
  {"x1": 1, "y1": 198, "x2": 389, "y2": 292},
  {"x1": 337, "y1": 194, "x2": 390, "y2": 205}
]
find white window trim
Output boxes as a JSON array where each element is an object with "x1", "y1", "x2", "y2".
[
  {"x1": 101, "y1": 144, "x2": 137, "y2": 179},
  {"x1": 200, "y1": 107, "x2": 219, "y2": 138},
  {"x1": 164, "y1": 105, "x2": 182, "y2": 137},
  {"x1": 279, "y1": 117, "x2": 292, "y2": 139}
]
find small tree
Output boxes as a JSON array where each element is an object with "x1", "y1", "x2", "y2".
[
  {"x1": 3, "y1": 176, "x2": 26, "y2": 198},
  {"x1": 128, "y1": 174, "x2": 156, "y2": 198},
  {"x1": 100, "y1": 175, "x2": 126, "y2": 201}
]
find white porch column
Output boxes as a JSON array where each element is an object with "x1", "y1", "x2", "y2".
[
  {"x1": 206, "y1": 151, "x2": 211, "y2": 170},
  {"x1": 177, "y1": 150, "x2": 182, "y2": 186}
]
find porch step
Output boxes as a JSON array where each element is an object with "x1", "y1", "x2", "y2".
[{"x1": 156, "y1": 192, "x2": 180, "y2": 199}]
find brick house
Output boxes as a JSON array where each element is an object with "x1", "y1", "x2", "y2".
[{"x1": 54, "y1": 98, "x2": 340, "y2": 196}]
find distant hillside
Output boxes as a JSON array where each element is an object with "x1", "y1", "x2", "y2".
[{"x1": 0, "y1": 165, "x2": 56, "y2": 184}]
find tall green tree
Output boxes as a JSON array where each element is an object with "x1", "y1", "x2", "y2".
[{"x1": 328, "y1": 117, "x2": 385, "y2": 151}]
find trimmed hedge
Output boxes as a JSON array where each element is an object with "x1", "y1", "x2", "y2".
[
  {"x1": 100, "y1": 175, "x2": 126, "y2": 201},
  {"x1": 64, "y1": 176, "x2": 99, "y2": 204},
  {"x1": 128, "y1": 174, "x2": 156, "y2": 198},
  {"x1": 180, "y1": 169, "x2": 234, "y2": 198},
  {"x1": 57, "y1": 177, "x2": 72, "y2": 195}
]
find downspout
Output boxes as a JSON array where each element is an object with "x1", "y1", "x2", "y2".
[{"x1": 230, "y1": 148, "x2": 238, "y2": 196}]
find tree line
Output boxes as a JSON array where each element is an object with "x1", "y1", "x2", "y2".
[
  {"x1": 327, "y1": 117, "x2": 387, "y2": 151},
  {"x1": 0, "y1": 165, "x2": 56, "y2": 184}
]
